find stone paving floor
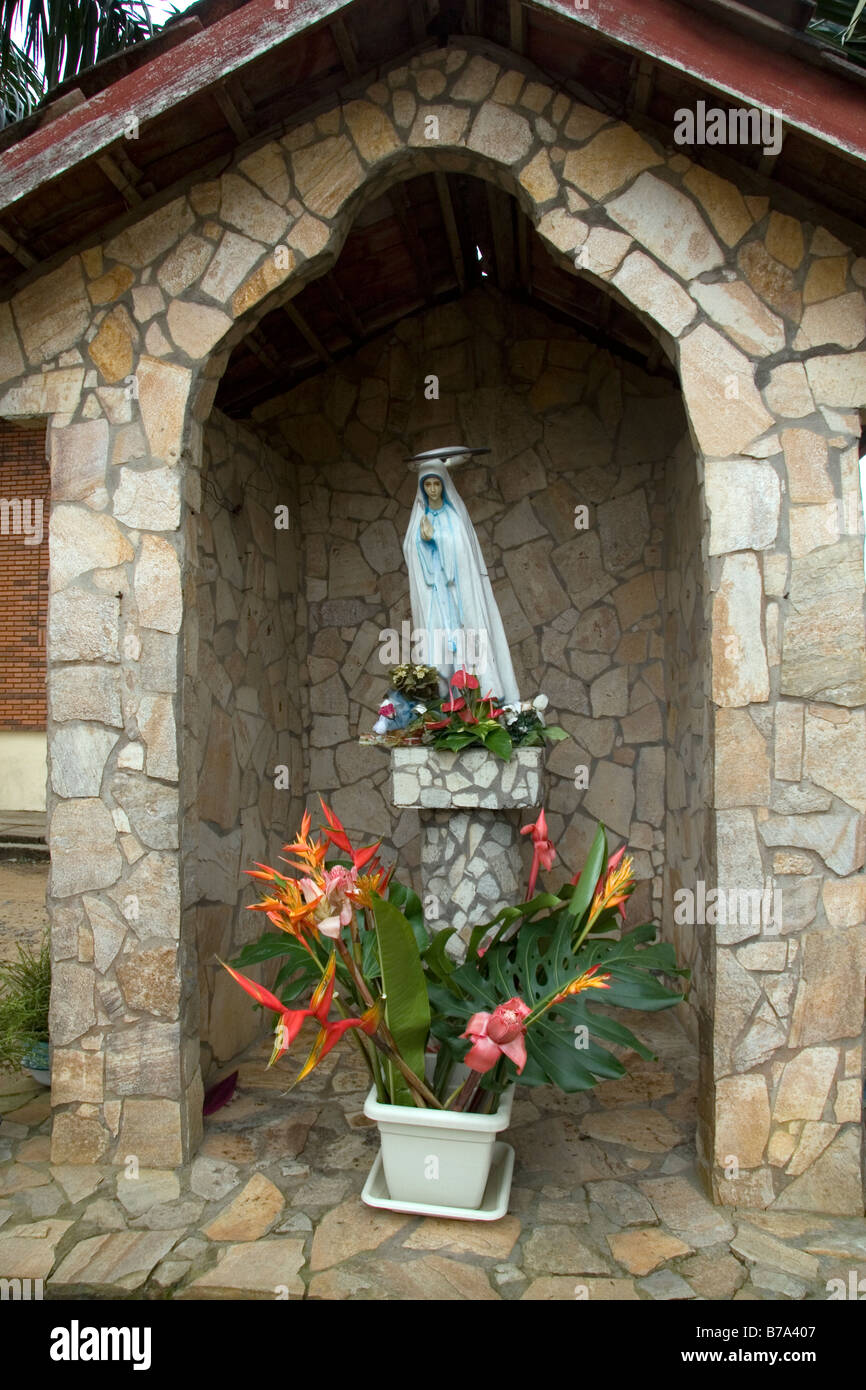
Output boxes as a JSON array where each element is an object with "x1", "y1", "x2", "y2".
[{"x1": 0, "y1": 1010, "x2": 864, "y2": 1300}]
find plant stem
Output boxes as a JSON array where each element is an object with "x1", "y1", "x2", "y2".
[{"x1": 452, "y1": 1070, "x2": 483, "y2": 1113}]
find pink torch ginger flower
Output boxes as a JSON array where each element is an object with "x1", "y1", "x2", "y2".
[
  {"x1": 521, "y1": 807, "x2": 556, "y2": 900},
  {"x1": 462, "y1": 997, "x2": 531, "y2": 1074},
  {"x1": 300, "y1": 864, "x2": 358, "y2": 938}
]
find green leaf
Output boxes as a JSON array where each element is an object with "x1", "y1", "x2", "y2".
[
  {"x1": 231, "y1": 933, "x2": 305, "y2": 968},
  {"x1": 372, "y1": 894, "x2": 430, "y2": 1105},
  {"x1": 483, "y1": 724, "x2": 513, "y2": 761},
  {"x1": 566, "y1": 822, "x2": 607, "y2": 927},
  {"x1": 542, "y1": 725, "x2": 569, "y2": 742},
  {"x1": 423, "y1": 927, "x2": 458, "y2": 984}
]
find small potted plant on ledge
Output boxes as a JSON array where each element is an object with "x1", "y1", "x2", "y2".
[
  {"x1": 222, "y1": 800, "x2": 686, "y2": 1219},
  {"x1": 0, "y1": 938, "x2": 51, "y2": 1087}
]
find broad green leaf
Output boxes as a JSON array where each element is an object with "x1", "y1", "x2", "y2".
[
  {"x1": 483, "y1": 725, "x2": 513, "y2": 761},
  {"x1": 372, "y1": 894, "x2": 430, "y2": 1105},
  {"x1": 567, "y1": 821, "x2": 607, "y2": 926}
]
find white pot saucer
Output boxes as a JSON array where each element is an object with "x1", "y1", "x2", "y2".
[{"x1": 361, "y1": 1140, "x2": 515, "y2": 1221}]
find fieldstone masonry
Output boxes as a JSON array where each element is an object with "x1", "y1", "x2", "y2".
[
  {"x1": 391, "y1": 747, "x2": 543, "y2": 943},
  {"x1": 0, "y1": 40, "x2": 862, "y2": 1210}
]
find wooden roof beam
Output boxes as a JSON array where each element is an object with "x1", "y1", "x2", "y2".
[
  {"x1": 331, "y1": 15, "x2": 360, "y2": 77},
  {"x1": 434, "y1": 173, "x2": 466, "y2": 293},
  {"x1": 631, "y1": 57, "x2": 655, "y2": 115},
  {"x1": 390, "y1": 183, "x2": 434, "y2": 301},
  {"x1": 321, "y1": 271, "x2": 365, "y2": 338},
  {"x1": 485, "y1": 183, "x2": 516, "y2": 293},
  {"x1": 247, "y1": 329, "x2": 284, "y2": 377},
  {"x1": 212, "y1": 82, "x2": 252, "y2": 143},
  {"x1": 284, "y1": 300, "x2": 334, "y2": 364},
  {"x1": 0, "y1": 224, "x2": 36, "y2": 268},
  {"x1": 510, "y1": 0, "x2": 526, "y2": 53}
]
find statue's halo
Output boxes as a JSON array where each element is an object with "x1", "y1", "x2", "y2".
[{"x1": 406, "y1": 445, "x2": 491, "y2": 471}]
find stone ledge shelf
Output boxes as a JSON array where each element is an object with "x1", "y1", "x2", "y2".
[{"x1": 390, "y1": 747, "x2": 544, "y2": 951}]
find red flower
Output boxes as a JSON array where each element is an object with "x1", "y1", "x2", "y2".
[
  {"x1": 318, "y1": 797, "x2": 383, "y2": 872},
  {"x1": 441, "y1": 696, "x2": 466, "y2": 713},
  {"x1": 462, "y1": 997, "x2": 531, "y2": 1074},
  {"x1": 520, "y1": 807, "x2": 557, "y2": 900},
  {"x1": 450, "y1": 670, "x2": 480, "y2": 691}
]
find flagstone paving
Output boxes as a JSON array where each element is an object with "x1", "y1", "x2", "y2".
[{"x1": 0, "y1": 1012, "x2": 863, "y2": 1300}]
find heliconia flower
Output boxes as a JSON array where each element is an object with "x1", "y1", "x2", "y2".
[
  {"x1": 572, "y1": 845, "x2": 634, "y2": 925},
  {"x1": 462, "y1": 997, "x2": 531, "y2": 1075},
  {"x1": 294, "y1": 1000, "x2": 382, "y2": 1084},
  {"x1": 300, "y1": 864, "x2": 358, "y2": 938},
  {"x1": 318, "y1": 797, "x2": 384, "y2": 873},
  {"x1": 553, "y1": 963, "x2": 612, "y2": 1005},
  {"x1": 218, "y1": 952, "x2": 338, "y2": 1068},
  {"x1": 520, "y1": 807, "x2": 557, "y2": 900},
  {"x1": 450, "y1": 669, "x2": 480, "y2": 691}
]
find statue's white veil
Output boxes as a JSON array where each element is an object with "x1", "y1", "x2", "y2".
[{"x1": 402, "y1": 462, "x2": 520, "y2": 704}]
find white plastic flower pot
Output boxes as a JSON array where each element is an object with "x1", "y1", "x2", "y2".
[{"x1": 363, "y1": 1076, "x2": 514, "y2": 1211}]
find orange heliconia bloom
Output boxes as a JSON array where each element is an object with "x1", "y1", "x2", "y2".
[{"x1": 553, "y1": 963, "x2": 612, "y2": 1005}]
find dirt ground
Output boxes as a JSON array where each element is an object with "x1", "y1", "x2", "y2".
[{"x1": 0, "y1": 861, "x2": 48, "y2": 964}]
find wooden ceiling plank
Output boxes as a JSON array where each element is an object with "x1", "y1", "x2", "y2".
[
  {"x1": 0, "y1": 224, "x2": 36, "y2": 268},
  {"x1": 331, "y1": 15, "x2": 360, "y2": 77},
  {"x1": 434, "y1": 173, "x2": 466, "y2": 293},
  {"x1": 485, "y1": 183, "x2": 516, "y2": 293},
  {"x1": 284, "y1": 301, "x2": 334, "y2": 364},
  {"x1": 212, "y1": 83, "x2": 252, "y2": 143},
  {"x1": 510, "y1": 0, "x2": 526, "y2": 53},
  {"x1": 390, "y1": 183, "x2": 434, "y2": 301},
  {"x1": 322, "y1": 272, "x2": 366, "y2": 338},
  {"x1": 96, "y1": 152, "x2": 143, "y2": 207}
]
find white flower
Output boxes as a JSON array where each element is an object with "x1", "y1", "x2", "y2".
[
  {"x1": 414, "y1": 703, "x2": 427, "y2": 714},
  {"x1": 533, "y1": 694, "x2": 549, "y2": 712},
  {"x1": 501, "y1": 702, "x2": 520, "y2": 726}
]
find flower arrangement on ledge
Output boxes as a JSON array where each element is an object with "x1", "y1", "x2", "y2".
[
  {"x1": 363, "y1": 665, "x2": 568, "y2": 761},
  {"x1": 222, "y1": 800, "x2": 687, "y2": 1114}
]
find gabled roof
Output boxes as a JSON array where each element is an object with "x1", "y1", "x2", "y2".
[{"x1": 0, "y1": 0, "x2": 864, "y2": 296}]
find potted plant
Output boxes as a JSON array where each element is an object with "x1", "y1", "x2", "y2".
[
  {"x1": 222, "y1": 800, "x2": 686, "y2": 1218},
  {"x1": 0, "y1": 938, "x2": 51, "y2": 1086}
]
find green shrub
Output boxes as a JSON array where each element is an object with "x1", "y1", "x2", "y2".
[{"x1": 0, "y1": 938, "x2": 50, "y2": 1073}]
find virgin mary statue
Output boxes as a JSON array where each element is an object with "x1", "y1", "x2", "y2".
[{"x1": 403, "y1": 449, "x2": 520, "y2": 705}]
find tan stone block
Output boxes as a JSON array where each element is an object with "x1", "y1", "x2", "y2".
[
  {"x1": 178, "y1": 1238, "x2": 305, "y2": 1299},
  {"x1": 580, "y1": 226, "x2": 631, "y2": 278},
  {"x1": 692, "y1": 280, "x2": 784, "y2": 356},
  {"x1": 519, "y1": 148, "x2": 559, "y2": 203},
  {"x1": 608, "y1": 171, "x2": 723, "y2": 278},
  {"x1": 137, "y1": 694, "x2": 178, "y2": 781},
  {"x1": 166, "y1": 300, "x2": 231, "y2": 358},
  {"x1": 86, "y1": 306, "x2": 133, "y2": 383},
  {"x1": 219, "y1": 171, "x2": 286, "y2": 242},
  {"x1": 407, "y1": 103, "x2": 469, "y2": 147},
  {"x1": 715, "y1": 1074, "x2": 770, "y2": 1168},
  {"x1": 738, "y1": 240, "x2": 801, "y2": 321},
  {"x1": 714, "y1": 708, "x2": 770, "y2": 806},
  {"x1": 804, "y1": 706, "x2": 866, "y2": 812},
  {"x1": 198, "y1": 230, "x2": 262, "y2": 304},
  {"x1": 310, "y1": 1197, "x2": 409, "y2": 1270},
  {"x1": 711, "y1": 552, "x2": 768, "y2": 707},
  {"x1": 0, "y1": 300, "x2": 24, "y2": 383},
  {"x1": 116, "y1": 948, "x2": 181, "y2": 1019},
  {"x1": 291, "y1": 136, "x2": 365, "y2": 217},
  {"x1": 50, "y1": 1112, "x2": 109, "y2": 1164},
  {"x1": 763, "y1": 362, "x2": 815, "y2": 419},
  {"x1": 766, "y1": 211, "x2": 804, "y2": 270},
  {"x1": 134, "y1": 534, "x2": 182, "y2": 633},
  {"x1": 773, "y1": 851, "x2": 813, "y2": 875},
  {"x1": 780, "y1": 591, "x2": 866, "y2": 706},
  {"x1": 796, "y1": 292, "x2": 865, "y2": 351},
  {"x1": 344, "y1": 99, "x2": 400, "y2": 162},
  {"x1": 467, "y1": 101, "x2": 534, "y2": 165},
  {"x1": 785, "y1": 1119, "x2": 839, "y2": 1176},
  {"x1": 679, "y1": 324, "x2": 774, "y2": 455},
  {"x1": 136, "y1": 356, "x2": 190, "y2": 462},
  {"x1": 682, "y1": 166, "x2": 752, "y2": 247},
  {"x1": 844, "y1": 1044, "x2": 861, "y2": 1076},
  {"x1": 51, "y1": 418, "x2": 109, "y2": 508},
  {"x1": 774, "y1": 1046, "x2": 839, "y2": 1122},
  {"x1": 117, "y1": 1099, "x2": 183, "y2": 1167},
  {"x1": 51, "y1": 1229, "x2": 185, "y2": 1290},
  {"x1": 13, "y1": 257, "x2": 90, "y2": 363},
  {"x1": 731, "y1": 1222, "x2": 819, "y2": 1280},
  {"x1": 238, "y1": 144, "x2": 290, "y2": 205},
  {"x1": 822, "y1": 876, "x2": 866, "y2": 927},
  {"x1": 607, "y1": 1227, "x2": 692, "y2": 1276},
  {"x1": 50, "y1": 800, "x2": 121, "y2": 899},
  {"x1": 613, "y1": 251, "x2": 695, "y2": 336},
  {"x1": 579, "y1": 1107, "x2": 683, "y2": 1153},
  {"x1": 522, "y1": 1276, "x2": 638, "y2": 1300},
  {"x1": 449, "y1": 52, "x2": 499, "y2": 99},
  {"x1": 833, "y1": 1078, "x2": 860, "y2": 1123},
  {"x1": 772, "y1": 1127, "x2": 861, "y2": 1214},
  {"x1": 52, "y1": 1049, "x2": 104, "y2": 1104},
  {"x1": 104, "y1": 198, "x2": 193, "y2": 270},
  {"x1": 414, "y1": 68, "x2": 445, "y2": 99},
  {"x1": 768, "y1": 1128, "x2": 796, "y2": 1167},
  {"x1": 565, "y1": 125, "x2": 661, "y2": 200},
  {"x1": 804, "y1": 256, "x2": 848, "y2": 305},
  {"x1": 492, "y1": 70, "x2": 524, "y2": 106},
  {"x1": 705, "y1": 458, "x2": 780, "y2": 555},
  {"x1": 287, "y1": 213, "x2": 329, "y2": 260},
  {"x1": 804, "y1": 351, "x2": 866, "y2": 406},
  {"x1": 87, "y1": 264, "x2": 135, "y2": 306},
  {"x1": 402, "y1": 1214, "x2": 520, "y2": 1259},
  {"x1": 203, "y1": 1173, "x2": 283, "y2": 1241},
  {"x1": 0, "y1": 366, "x2": 84, "y2": 416},
  {"x1": 789, "y1": 926, "x2": 866, "y2": 1046},
  {"x1": 789, "y1": 503, "x2": 841, "y2": 557}
]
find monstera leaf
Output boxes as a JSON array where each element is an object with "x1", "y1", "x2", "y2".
[{"x1": 427, "y1": 904, "x2": 686, "y2": 1092}]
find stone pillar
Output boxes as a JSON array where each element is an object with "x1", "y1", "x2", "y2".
[{"x1": 391, "y1": 748, "x2": 543, "y2": 950}]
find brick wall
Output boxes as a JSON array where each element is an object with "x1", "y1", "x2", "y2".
[{"x1": 0, "y1": 421, "x2": 48, "y2": 729}]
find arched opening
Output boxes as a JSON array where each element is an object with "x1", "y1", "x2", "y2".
[{"x1": 190, "y1": 169, "x2": 711, "y2": 1181}]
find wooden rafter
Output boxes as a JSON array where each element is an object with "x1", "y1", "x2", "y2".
[
  {"x1": 510, "y1": 0, "x2": 526, "y2": 52},
  {"x1": 434, "y1": 173, "x2": 465, "y2": 293},
  {"x1": 321, "y1": 271, "x2": 365, "y2": 339},
  {"x1": 485, "y1": 183, "x2": 516, "y2": 293},
  {"x1": 390, "y1": 182, "x2": 434, "y2": 301},
  {"x1": 0, "y1": 224, "x2": 35, "y2": 268},
  {"x1": 284, "y1": 300, "x2": 334, "y2": 364},
  {"x1": 247, "y1": 328, "x2": 283, "y2": 377},
  {"x1": 213, "y1": 83, "x2": 251, "y2": 142},
  {"x1": 631, "y1": 57, "x2": 654, "y2": 115},
  {"x1": 331, "y1": 15, "x2": 360, "y2": 77}
]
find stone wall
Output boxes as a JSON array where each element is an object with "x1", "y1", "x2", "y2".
[
  {"x1": 256, "y1": 287, "x2": 689, "y2": 927},
  {"x1": 189, "y1": 411, "x2": 304, "y2": 1079}
]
